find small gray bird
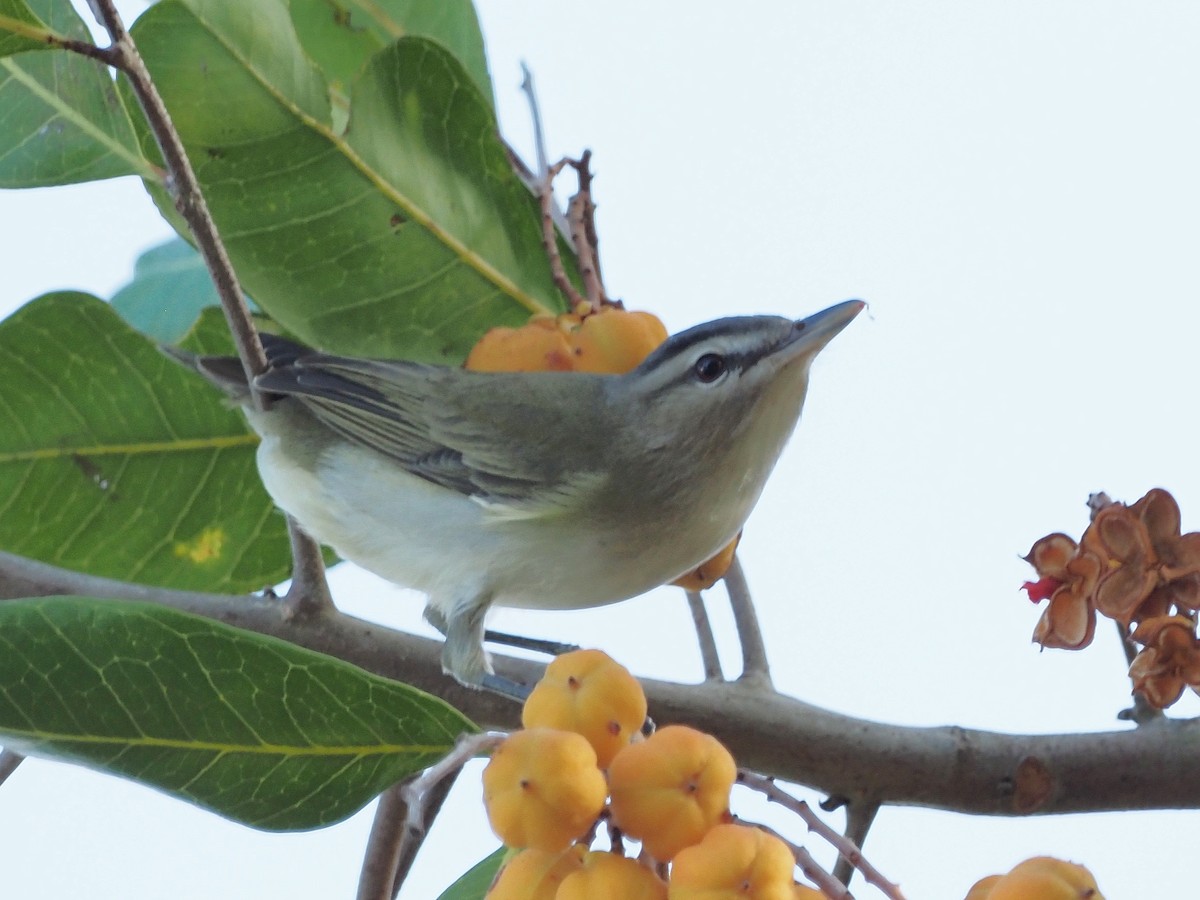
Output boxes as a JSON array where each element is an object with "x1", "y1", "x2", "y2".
[{"x1": 175, "y1": 300, "x2": 863, "y2": 690}]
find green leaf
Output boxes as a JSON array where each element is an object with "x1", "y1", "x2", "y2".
[
  {"x1": 0, "y1": 292, "x2": 291, "y2": 592},
  {"x1": 0, "y1": 0, "x2": 151, "y2": 186},
  {"x1": 0, "y1": 596, "x2": 476, "y2": 830},
  {"x1": 437, "y1": 847, "x2": 509, "y2": 900},
  {"x1": 288, "y1": 0, "x2": 493, "y2": 113},
  {"x1": 129, "y1": 0, "x2": 568, "y2": 362},
  {"x1": 110, "y1": 238, "x2": 255, "y2": 343},
  {"x1": 0, "y1": 0, "x2": 52, "y2": 57}
]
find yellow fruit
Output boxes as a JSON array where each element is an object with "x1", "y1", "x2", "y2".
[
  {"x1": 556, "y1": 851, "x2": 667, "y2": 900},
  {"x1": 568, "y1": 306, "x2": 669, "y2": 374},
  {"x1": 485, "y1": 846, "x2": 585, "y2": 900},
  {"x1": 482, "y1": 728, "x2": 608, "y2": 852},
  {"x1": 465, "y1": 306, "x2": 668, "y2": 376},
  {"x1": 608, "y1": 724, "x2": 736, "y2": 860},
  {"x1": 988, "y1": 856, "x2": 1103, "y2": 900},
  {"x1": 668, "y1": 824, "x2": 795, "y2": 900},
  {"x1": 672, "y1": 532, "x2": 742, "y2": 591},
  {"x1": 963, "y1": 874, "x2": 1003, "y2": 899},
  {"x1": 522, "y1": 649, "x2": 647, "y2": 768},
  {"x1": 465, "y1": 322, "x2": 575, "y2": 372},
  {"x1": 794, "y1": 886, "x2": 825, "y2": 899}
]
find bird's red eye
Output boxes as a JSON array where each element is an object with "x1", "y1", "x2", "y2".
[{"x1": 693, "y1": 353, "x2": 727, "y2": 383}]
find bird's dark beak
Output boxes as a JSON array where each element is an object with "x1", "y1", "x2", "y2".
[{"x1": 780, "y1": 300, "x2": 866, "y2": 364}]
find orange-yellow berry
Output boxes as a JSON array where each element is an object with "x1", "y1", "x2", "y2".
[
  {"x1": 608, "y1": 724, "x2": 736, "y2": 860},
  {"x1": 963, "y1": 874, "x2": 1003, "y2": 900},
  {"x1": 521, "y1": 649, "x2": 647, "y2": 768},
  {"x1": 485, "y1": 845, "x2": 585, "y2": 900},
  {"x1": 672, "y1": 532, "x2": 742, "y2": 591},
  {"x1": 465, "y1": 322, "x2": 575, "y2": 372},
  {"x1": 556, "y1": 851, "x2": 668, "y2": 900},
  {"x1": 793, "y1": 885, "x2": 826, "y2": 899},
  {"x1": 482, "y1": 728, "x2": 607, "y2": 852},
  {"x1": 668, "y1": 824, "x2": 795, "y2": 900},
  {"x1": 465, "y1": 306, "x2": 668, "y2": 376},
  {"x1": 986, "y1": 856, "x2": 1103, "y2": 900},
  {"x1": 567, "y1": 307, "x2": 669, "y2": 374}
]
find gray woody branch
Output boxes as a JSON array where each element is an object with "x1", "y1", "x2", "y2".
[{"x1": 3, "y1": 548, "x2": 1198, "y2": 819}]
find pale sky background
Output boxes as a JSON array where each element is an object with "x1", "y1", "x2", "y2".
[{"x1": 3, "y1": 2, "x2": 1200, "y2": 897}]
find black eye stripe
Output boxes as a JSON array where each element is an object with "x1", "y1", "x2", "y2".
[{"x1": 693, "y1": 353, "x2": 727, "y2": 382}]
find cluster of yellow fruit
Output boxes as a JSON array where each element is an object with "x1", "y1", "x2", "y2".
[
  {"x1": 482, "y1": 649, "x2": 823, "y2": 899},
  {"x1": 465, "y1": 304, "x2": 739, "y2": 592},
  {"x1": 965, "y1": 856, "x2": 1103, "y2": 899}
]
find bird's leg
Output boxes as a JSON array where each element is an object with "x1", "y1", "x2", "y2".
[{"x1": 425, "y1": 597, "x2": 533, "y2": 701}]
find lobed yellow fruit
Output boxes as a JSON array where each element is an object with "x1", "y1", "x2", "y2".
[
  {"x1": 672, "y1": 532, "x2": 741, "y2": 591},
  {"x1": 485, "y1": 845, "x2": 586, "y2": 900},
  {"x1": 793, "y1": 886, "x2": 825, "y2": 899},
  {"x1": 556, "y1": 851, "x2": 668, "y2": 900},
  {"x1": 963, "y1": 874, "x2": 1003, "y2": 899},
  {"x1": 465, "y1": 306, "x2": 667, "y2": 375},
  {"x1": 567, "y1": 306, "x2": 669, "y2": 374},
  {"x1": 482, "y1": 728, "x2": 608, "y2": 853},
  {"x1": 608, "y1": 724, "x2": 737, "y2": 860},
  {"x1": 668, "y1": 824, "x2": 795, "y2": 900},
  {"x1": 521, "y1": 649, "x2": 647, "y2": 768},
  {"x1": 465, "y1": 321, "x2": 575, "y2": 372},
  {"x1": 986, "y1": 856, "x2": 1103, "y2": 900}
]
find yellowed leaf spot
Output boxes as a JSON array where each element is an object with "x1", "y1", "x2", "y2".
[{"x1": 174, "y1": 527, "x2": 225, "y2": 564}]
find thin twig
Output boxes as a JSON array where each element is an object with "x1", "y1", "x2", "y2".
[
  {"x1": 390, "y1": 768, "x2": 461, "y2": 897},
  {"x1": 796, "y1": 844, "x2": 853, "y2": 900},
  {"x1": 685, "y1": 591, "x2": 723, "y2": 681},
  {"x1": 1116, "y1": 619, "x2": 1161, "y2": 725},
  {"x1": 833, "y1": 800, "x2": 880, "y2": 887},
  {"x1": 83, "y1": 0, "x2": 268, "y2": 399},
  {"x1": 539, "y1": 158, "x2": 585, "y2": 308},
  {"x1": 358, "y1": 734, "x2": 500, "y2": 898},
  {"x1": 355, "y1": 768, "x2": 463, "y2": 900},
  {"x1": 738, "y1": 771, "x2": 905, "y2": 899},
  {"x1": 80, "y1": 0, "x2": 333, "y2": 610},
  {"x1": 723, "y1": 555, "x2": 772, "y2": 686},
  {"x1": 519, "y1": 62, "x2": 549, "y2": 178},
  {"x1": 401, "y1": 732, "x2": 505, "y2": 835},
  {"x1": 0, "y1": 749, "x2": 24, "y2": 787},
  {"x1": 566, "y1": 152, "x2": 605, "y2": 305},
  {"x1": 282, "y1": 516, "x2": 334, "y2": 618},
  {"x1": 357, "y1": 783, "x2": 408, "y2": 900}
]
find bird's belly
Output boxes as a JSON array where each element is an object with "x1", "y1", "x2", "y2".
[{"x1": 255, "y1": 437, "x2": 722, "y2": 614}]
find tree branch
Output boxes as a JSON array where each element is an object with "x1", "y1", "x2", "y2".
[
  {"x1": 5, "y1": 549, "x2": 1200, "y2": 820},
  {"x1": 724, "y1": 555, "x2": 772, "y2": 685},
  {"x1": 685, "y1": 590, "x2": 723, "y2": 681},
  {"x1": 76, "y1": 0, "x2": 332, "y2": 609},
  {"x1": 83, "y1": 0, "x2": 267, "y2": 394}
]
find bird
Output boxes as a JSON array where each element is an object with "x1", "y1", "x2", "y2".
[{"x1": 172, "y1": 300, "x2": 863, "y2": 692}]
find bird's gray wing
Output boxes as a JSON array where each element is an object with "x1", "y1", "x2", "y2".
[{"x1": 255, "y1": 347, "x2": 611, "y2": 514}]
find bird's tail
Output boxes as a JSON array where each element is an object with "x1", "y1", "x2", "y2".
[
  {"x1": 159, "y1": 343, "x2": 253, "y2": 401},
  {"x1": 159, "y1": 333, "x2": 311, "y2": 403}
]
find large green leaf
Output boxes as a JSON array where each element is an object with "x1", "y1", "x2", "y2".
[
  {"x1": 288, "y1": 0, "x2": 493, "y2": 115},
  {"x1": 0, "y1": 0, "x2": 52, "y2": 57},
  {"x1": 0, "y1": 292, "x2": 290, "y2": 592},
  {"x1": 128, "y1": 0, "x2": 567, "y2": 362},
  {"x1": 437, "y1": 847, "x2": 508, "y2": 900},
  {"x1": 0, "y1": 596, "x2": 475, "y2": 830},
  {"x1": 0, "y1": 0, "x2": 151, "y2": 185}
]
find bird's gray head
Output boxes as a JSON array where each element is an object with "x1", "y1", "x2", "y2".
[{"x1": 620, "y1": 300, "x2": 864, "y2": 453}]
